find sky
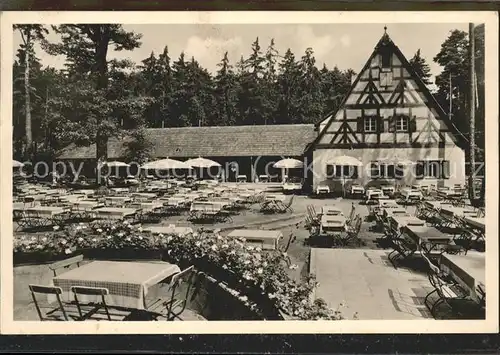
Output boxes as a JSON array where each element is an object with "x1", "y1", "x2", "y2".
[{"x1": 13, "y1": 23, "x2": 469, "y2": 91}]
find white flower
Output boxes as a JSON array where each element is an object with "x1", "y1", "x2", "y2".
[
  {"x1": 262, "y1": 261, "x2": 268, "y2": 267},
  {"x1": 126, "y1": 237, "x2": 131, "y2": 242},
  {"x1": 138, "y1": 227, "x2": 143, "y2": 232},
  {"x1": 64, "y1": 248, "x2": 72, "y2": 254},
  {"x1": 96, "y1": 228, "x2": 103, "y2": 233},
  {"x1": 257, "y1": 268, "x2": 263, "y2": 274},
  {"x1": 41, "y1": 237, "x2": 47, "y2": 242},
  {"x1": 76, "y1": 226, "x2": 82, "y2": 230},
  {"x1": 195, "y1": 241, "x2": 201, "y2": 247},
  {"x1": 138, "y1": 236, "x2": 143, "y2": 240},
  {"x1": 222, "y1": 264, "x2": 228, "y2": 269},
  {"x1": 192, "y1": 232, "x2": 199, "y2": 238},
  {"x1": 26, "y1": 245, "x2": 31, "y2": 250},
  {"x1": 255, "y1": 247, "x2": 262, "y2": 252},
  {"x1": 77, "y1": 237, "x2": 83, "y2": 242},
  {"x1": 107, "y1": 236, "x2": 112, "y2": 239},
  {"x1": 211, "y1": 245, "x2": 218, "y2": 251},
  {"x1": 53, "y1": 226, "x2": 60, "y2": 231},
  {"x1": 60, "y1": 239, "x2": 67, "y2": 245},
  {"x1": 244, "y1": 260, "x2": 251, "y2": 265},
  {"x1": 222, "y1": 243, "x2": 228, "y2": 249},
  {"x1": 92, "y1": 238, "x2": 97, "y2": 242},
  {"x1": 111, "y1": 226, "x2": 116, "y2": 230},
  {"x1": 36, "y1": 244, "x2": 43, "y2": 250},
  {"x1": 166, "y1": 236, "x2": 173, "y2": 243},
  {"x1": 79, "y1": 222, "x2": 84, "y2": 226},
  {"x1": 239, "y1": 296, "x2": 248, "y2": 302},
  {"x1": 158, "y1": 233, "x2": 164, "y2": 238},
  {"x1": 117, "y1": 232, "x2": 124, "y2": 237},
  {"x1": 229, "y1": 250, "x2": 236, "y2": 255}
]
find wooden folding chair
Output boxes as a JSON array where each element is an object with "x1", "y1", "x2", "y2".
[
  {"x1": 387, "y1": 234, "x2": 418, "y2": 268},
  {"x1": 163, "y1": 266, "x2": 197, "y2": 321},
  {"x1": 29, "y1": 284, "x2": 69, "y2": 321},
  {"x1": 49, "y1": 254, "x2": 84, "y2": 277},
  {"x1": 421, "y1": 254, "x2": 469, "y2": 318},
  {"x1": 71, "y1": 286, "x2": 117, "y2": 321}
]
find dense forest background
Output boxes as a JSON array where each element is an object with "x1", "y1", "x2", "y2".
[{"x1": 12, "y1": 24, "x2": 485, "y2": 165}]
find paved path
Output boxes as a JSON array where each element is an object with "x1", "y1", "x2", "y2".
[{"x1": 310, "y1": 248, "x2": 433, "y2": 320}]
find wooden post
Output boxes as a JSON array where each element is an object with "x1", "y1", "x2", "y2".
[{"x1": 468, "y1": 23, "x2": 476, "y2": 200}]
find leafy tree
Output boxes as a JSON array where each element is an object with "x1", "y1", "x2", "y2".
[
  {"x1": 320, "y1": 64, "x2": 352, "y2": 117},
  {"x1": 409, "y1": 49, "x2": 432, "y2": 85},
  {"x1": 45, "y1": 24, "x2": 143, "y2": 179},
  {"x1": 123, "y1": 127, "x2": 153, "y2": 164},
  {"x1": 13, "y1": 25, "x2": 48, "y2": 159}
]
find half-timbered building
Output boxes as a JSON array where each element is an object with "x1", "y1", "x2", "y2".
[{"x1": 308, "y1": 28, "x2": 467, "y2": 192}]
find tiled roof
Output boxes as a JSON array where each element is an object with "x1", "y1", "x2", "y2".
[{"x1": 57, "y1": 124, "x2": 316, "y2": 160}]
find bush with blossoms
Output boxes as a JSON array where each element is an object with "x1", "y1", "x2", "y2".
[{"x1": 13, "y1": 221, "x2": 347, "y2": 320}]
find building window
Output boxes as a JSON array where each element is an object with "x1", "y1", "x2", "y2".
[
  {"x1": 369, "y1": 162, "x2": 396, "y2": 179},
  {"x1": 415, "y1": 160, "x2": 450, "y2": 179},
  {"x1": 395, "y1": 115, "x2": 409, "y2": 132},
  {"x1": 327, "y1": 164, "x2": 358, "y2": 179},
  {"x1": 364, "y1": 117, "x2": 377, "y2": 132}
]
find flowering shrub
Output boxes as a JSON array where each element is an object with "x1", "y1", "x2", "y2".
[{"x1": 14, "y1": 221, "x2": 345, "y2": 320}]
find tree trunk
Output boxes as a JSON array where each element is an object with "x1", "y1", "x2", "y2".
[{"x1": 24, "y1": 36, "x2": 32, "y2": 159}]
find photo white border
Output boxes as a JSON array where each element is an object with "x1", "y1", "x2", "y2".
[{"x1": 1, "y1": 10, "x2": 498, "y2": 335}]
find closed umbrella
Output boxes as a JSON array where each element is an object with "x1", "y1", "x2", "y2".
[
  {"x1": 185, "y1": 157, "x2": 221, "y2": 168},
  {"x1": 326, "y1": 155, "x2": 363, "y2": 197},
  {"x1": 141, "y1": 158, "x2": 193, "y2": 170},
  {"x1": 13, "y1": 160, "x2": 24, "y2": 168},
  {"x1": 273, "y1": 158, "x2": 303, "y2": 169}
]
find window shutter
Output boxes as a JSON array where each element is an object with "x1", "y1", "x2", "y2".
[
  {"x1": 356, "y1": 117, "x2": 363, "y2": 133},
  {"x1": 377, "y1": 116, "x2": 383, "y2": 133},
  {"x1": 409, "y1": 115, "x2": 417, "y2": 133},
  {"x1": 388, "y1": 115, "x2": 396, "y2": 132},
  {"x1": 441, "y1": 160, "x2": 450, "y2": 179},
  {"x1": 415, "y1": 160, "x2": 424, "y2": 180}
]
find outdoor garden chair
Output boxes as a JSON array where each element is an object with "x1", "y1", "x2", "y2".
[
  {"x1": 13, "y1": 210, "x2": 30, "y2": 231},
  {"x1": 421, "y1": 253, "x2": 470, "y2": 319},
  {"x1": 346, "y1": 203, "x2": 356, "y2": 225},
  {"x1": 49, "y1": 254, "x2": 84, "y2": 277},
  {"x1": 29, "y1": 284, "x2": 70, "y2": 321},
  {"x1": 70, "y1": 286, "x2": 128, "y2": 321},
  {"x1": 279, "y1": 195, "x2": 295, "y2": 213},
  {"x1": 143, "y1": 266, "x2": 197, "y2": 321},
  {"x1": 342, "y1": 214, "x2": 362, "y2": 246},
  {"x1": 387, "y1": 235, "x2": 418, "y2": 268}
]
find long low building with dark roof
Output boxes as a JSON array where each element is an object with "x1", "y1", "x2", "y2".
[{"x1": 57, "y1": 123, "x2": 317, "y2": 183}]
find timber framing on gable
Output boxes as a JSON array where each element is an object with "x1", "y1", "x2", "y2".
[{"x1": 311, "y1": 29, "x2": 468, "y2": 151}]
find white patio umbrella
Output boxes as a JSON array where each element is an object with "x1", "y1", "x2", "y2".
[
  {"x1": 13, "y1": 160, "x2": 24, "y2": 168},
  {"x1": 185, "y1": 157, "x2": 221, "y2": 168},
  {"x1": 326, "y1": 155, "x2": 363, "y2": 197},
  {"x1": 273, "y1": 158, "x2": 304, "y2": 169},
  {"x1": 141, "y1": 158, "x2": 193, "y2": 170},
  {"x1": 104, "y1": 161, "x2": 130, "y2": 168}
]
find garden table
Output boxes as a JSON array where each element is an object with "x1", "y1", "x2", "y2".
[
  {"x1": 282, "y1": 182, "x2": 302, "y2": 192},
  {"x1": 236, "y1": 175, "x2": 248, "y2": 183},
  {"x1": 403, "y1": 225, "x2": 452, "y2": 254},
  {"x1": 320, "y1": 214, "x2": 347, "y2": 234},
  {"x1": 94, "y1": 207, "x2": 138, "y2": 221},
  {"x1": 315, "y1": 185, "x2": 330, "y2": 195},
  {"x1": 226, "y1": 229, "x2": 283, "y2": 250},
  {"x1": 440, "y1": 252, "x2": 485, "y2": 302},
  {"x1": 110, "y1": 187, "x2": 129, "y2": 194},
  {"x1": 366, "y1": 189, "x2": 383, "y2": 199},
  {"x1": 400, "y1": 188, "x2": 423, "y2": 200},
  {"x1": 26, "y1": 206, "x2": 67, "y2": 217},
  {"x1": 51, "y1": 260, "x2": 181, "y2": 310},
  {"x1": 350, "y1": 185, "x2": 365, "y2": 195},
  {"x1": 142, "y1": 225, "x2": 193, "y2": 236},
  {"x1": 382, "y1": 207, "x2": 408, "y2": 219},
  {"x1": 439, "y1": 206, "x2": 477, "y2": 219},
  {"x1": 463, "y1": 216, "x2": 485, "y2": 232},
  {"x1": 380, "y1": 185, "x2": 395, "y2": 195},
  {"x1": 264, "y1": 194, "x2": 286, "y2": 202},
  {"x1": 321, "y1": 205, "x2": 344, "y2": 216},
  {"x1": 132, "y1": 202, "x2": 164, "y2": 212},
  {"x1": 105, "y1": 196, "x2": 132, "y2": 205},
  {"x1": 72, "y1": 189, "x2": 95, "y2": 196},
  {"x1": 389, "y1": 215, "x2": 425, "y2": 230}
]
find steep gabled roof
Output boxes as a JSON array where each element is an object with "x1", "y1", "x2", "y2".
[{"x1": 312, "y1": 29, "x2": 469, "y2": 149}]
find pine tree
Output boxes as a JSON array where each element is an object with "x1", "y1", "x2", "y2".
[
  {"x1": 298, "y1": 48, "x2": 324, "y2": 123},
  {"x1": 214, "y1": 52, "x2": 238, "y2": 126},
  {"x1": 276, "y1": 48, "x2": 301, "y2": 124},
  {"x1": 409, "y1": 49, "x2": 432, "y2": 85}
]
